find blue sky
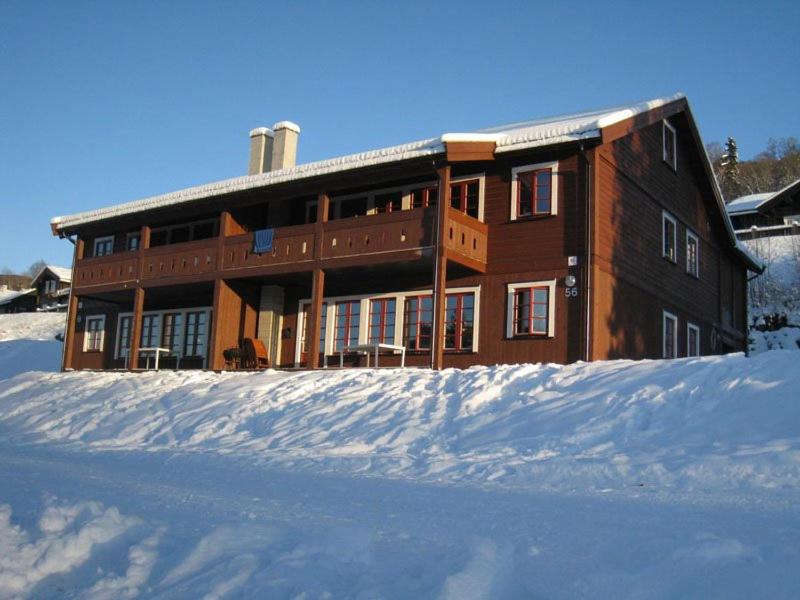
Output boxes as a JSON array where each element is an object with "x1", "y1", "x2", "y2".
[{"x1": 1, "y1": 0, "x2": 798, "y2": 273}]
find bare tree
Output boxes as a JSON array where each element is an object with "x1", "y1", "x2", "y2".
[{"x1": 26, "y1": 260, "x2": 47, "y2": 278}]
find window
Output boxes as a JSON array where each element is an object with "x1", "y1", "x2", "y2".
[
  {"x1": 450, "y1": 179, "x2": 480, "y2": 219},
  {"x1": 126, "y1": 233, "x2": 141, "y2": 251},
  {"x1": 374, "y1": 191, "x2": 403, "y2": 214},
  {"x1": 444, "y1": 293, "x2": 474, "y2": 351},
  {"x1": 686, "y1": 230, "x2": 699, "y2": 277},
  {"x1": 663, "y1": 120, "x2": 677, "y2": 170},
  {"x1": 305, "y1": 200, "x2": 318, "y2": 224},
  {"x1": 44, "y1": 280, "x2": 56, "y2": 294},
  {"x1": 140, "y1": 314, "x2": 160, "y2": 348},
  {"x1": 404, "y1": 295, "x2": 433, "y2": 351},
  {"x1": 339, "y1": 197, "x2": 368, "y2": 220},
  {"x1": 334, "y1": 300, "x2": 361, "y2": 351},
  {"x1": 687, "y1": 322, "x2": 700, "y2": 357},
  {"x1": 369, "y1": 298, "x2": 396, "y2": 344},
  {"x1": 116, "y1": 315, "x2": 132, "y2": 358},
  {"x1": 93, "y1": 236, "x2": 114, "y2": 257},
  {"x1": 663, "y1": 311, "x2": 678, "y2": 359},
  {"x1": 411, "y1": 185, "x2": 438, "y2": 209},
  {"x1": 83, "y1": 315, "x2": 105, "y2": 352},
  {"x1": 148, "y1": 219, "x2": 219, "y2": 247},
  {"x1": 510, "y1": 162, "x2": 559, "y2": 220},
  {"x1": 662, "y1": 211, "x2": 677, "y2": 262},
  {"x1": 506, "y1": 280, "x2": 557, "y2": 338},
  {"x1": 161, "y1": 312, "x2": 183, "y2": 354},
  {"x1": 184, "y1": 311, "x2": 208, "y2": 357}
]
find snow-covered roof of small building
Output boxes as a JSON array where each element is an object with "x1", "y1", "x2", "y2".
[
  {"x1": 0, "y1": 288, "x2": 36, "y2": 306},
  {"x1": 726, "y1": 193, "x2": 773, "y2": 215},
  {"x1": 51, "y1": 94, "x2": 685, "y2": 232},
  {"x1": 31, "y1": 265, "x2": 72, "y2": 285}
]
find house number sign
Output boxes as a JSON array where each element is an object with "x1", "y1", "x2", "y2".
[{"x1": 565, "y1": 287, "x2": 579, "y2": 297}]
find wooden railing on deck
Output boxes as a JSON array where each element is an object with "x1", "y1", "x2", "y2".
[
  {"x1": 445, "y1": 207, "x2": 488, "y2": 267},
  {"x1": 321, "y1": 208, "x2": 434, "y2": 260},
  {"x1": 74, "y1": 253, "x2": 138, "y2": 287},
  {"x1": 142, "y1": 238, "x2": 218, "y2": 281},
  {"x1": 222, "y1": 224, "x2": 316, "y2": 270}
]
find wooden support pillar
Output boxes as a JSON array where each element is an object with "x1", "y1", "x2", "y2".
[
  {"x1": 128, "y1": 287, "x2": 145, "y2": 371},
  {"x1": 306, "y1": 268, "x2": 325, "y2": 368},
  {"x1": 209, "y1": 278, "x2": 242, "y2": 370},
  {"x1": 62, "y1": 237, "x2": 84, "y2": 371},
  {"x1": 431, "y1": 165, "x2": 451, "y2": 370}
]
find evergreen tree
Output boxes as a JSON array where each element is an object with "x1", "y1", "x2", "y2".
[{"x1": 721, "y1": 136, "x2": 742, "y2": 200}]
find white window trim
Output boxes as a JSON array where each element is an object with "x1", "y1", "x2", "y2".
[
  {"x1": 509, "y1": 161, "x2": 559, "y2": 221},
  {"x1": 505, "y1": 280, "x2": 557, "y2": 339},
  {"x1": 662, "y1": 310, "x2": 678, "y2": 359},
  {"x1": 114, "y1": 307, "x2": 212, "y2": 366},
  {"x1": 686, "y1": 229, "x2": 699, "y2": 278},
  {"x1": 93, "y1": 235, "x2": 114, "y2": 257},
  {"x1": 83, "y1": 314, "x2": 106, "y2": 352},
  {"x1": 663, "y1": 119, "x2": 677, "y2": 170},
  {"x1": 295, "y1": 285, "x2": 481, "y2": 366},
  {"x1": 662, "y1": 210, "x2": 677, "y2": 262},
  {"x1": 687, "y1": 322, "x2": 700, "y2": 357}
]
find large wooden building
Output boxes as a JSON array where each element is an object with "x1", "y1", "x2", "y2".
[{"x1": 51, "y1": 94, "x2": 761, "y2": 371}]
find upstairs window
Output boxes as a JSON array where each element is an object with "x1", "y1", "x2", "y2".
[
  {"x1": 126, "y1": 233, "x2": 141, "y2": 251},
  {"x1": 506, "y1": 280, "x2": 556, "y2": 338},
  {"x1": 662, "y1": 211, "x2": 677, "y2": 262},
  {"x1": 374, "y1": 191, "x2": 403, "y2": 214},
  {"x1": 83, "y1": 315, "x2": 106, "y2": 352},
  {"x1": 510, "y1": 162, "x2": 558, "y2": 220},
  {"x1": 44, "y1": 280, "x2": 57, "y2": 294},
  {"x1": 663, "y1": 120, "x2": 677, "y2": 170},
  {"x1": 93, "y1": 236, "x2": 114, "y2": 257},
  {"x1": 663, "y1": 311, "x2": 678, "y2": 359},
  {"x1": 410, "y1": 185, "x2": 438, "y2": 209},
  {"x1": 450, "y1": 178, "x2": 481, "y2": 219},
  {"x1": 686, "y1": 230, "x2": 699, "y2": 277}
]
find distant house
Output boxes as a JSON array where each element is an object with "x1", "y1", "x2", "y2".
[
  {"x1": 30, "y1": 265, "x2": 72, "y2": 312},
  {"x1": 0, "y1": 274, "x2": 32, "y2": 291},
  {"x1": 51, "y1": 94, "x2": 761, "y2": 371},
  {"x1": 726, "y1": 178, "x2": 800, "y2": 240},
  {"x1": 0, "y1": 287, "x2": 37, "y2": 314}
]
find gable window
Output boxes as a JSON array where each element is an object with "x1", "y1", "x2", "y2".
[
  {"x1": 663, "y1": 311, "x2": 678, "y2": 359},
  {"x1": 83, "y1": 315, "x2": 106, "y2": 352},
  {"x1": 404, "y1": 295, "x2": 434, "y2": 351},
  {"x1": 450, "y1": 177, "x2": 483, "y2": 220},
  {"x1": 662, "y1": 211, "x2": 677, "y2": 262},
  {"x1": 510, "y1": 162, "x2": 559, "y2": 220},
  {"x1": 369, "y1": 298, "x2": 396, "y2": 344},
  {"x1": 93, "y1": 236, "x2": 114, "y2": 257},
  {"x1": 444, "y1": 292, "x2": 474, "y2": 351},
  {"x1": 506, "y1": 280, "x2": 556, "y2": 338},
  {"x1": 411, "y1": 185, "x2": 438, "y2": 209},
  {"x1": 663, "y1": 120, "x2": 677, "y2": 170},
  {"x1": 686, "y1": 230, "x2": 699, "y2": 277},
  {"x1": 334, "y1": 300, "x2": 361, "y2": 351},
  {"x1": 687, "y1": 322, "x2": 700, "y2": 357},
  {"x1": 44, "y1": 280, "x2": 57, "y2": 294}
]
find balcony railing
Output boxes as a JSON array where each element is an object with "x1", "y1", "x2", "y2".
[{"x1": 73, "y1": 207, "x2": 487, "y2": 290}]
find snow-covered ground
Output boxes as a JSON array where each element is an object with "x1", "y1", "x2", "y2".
[{"x1": 1, "y1": 314, "x2": 799, "y2": 598}]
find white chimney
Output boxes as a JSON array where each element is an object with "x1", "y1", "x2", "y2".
[
  {"x1": 248, "y1": 127, "x2": 274, "y2": 175},
  {"x1": 270, "y1": 121, "x2": 301, "y2": 171}
]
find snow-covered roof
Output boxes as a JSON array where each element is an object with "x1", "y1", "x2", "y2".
[
  {"x1": 726, "y1": 193, "x2": 773, "y2": 215},
  {"x1": 0, "y1": 288, "x2": 36, "y2": 306},
  {"x1": 31, "y1": 265, "x2": 72, "y2": 285},
  {"x1": 51, "y1": 94, "x2": 685, "y2": 232}
]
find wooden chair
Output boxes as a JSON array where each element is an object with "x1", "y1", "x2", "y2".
[{"x1": 242, "y1": 338, "x2": 269, "y2": 369}]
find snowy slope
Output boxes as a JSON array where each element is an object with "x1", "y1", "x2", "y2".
[
  {"x1": 1, "y1": 314, "x2": 799, "y2": 599},
  {"x1": 0, "y1": 313, "x2": 64, "y2": 379}
]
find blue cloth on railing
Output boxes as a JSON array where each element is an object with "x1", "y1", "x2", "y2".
[{"x1": 253, "y1": 228, "x2": 275, "y2": 254}]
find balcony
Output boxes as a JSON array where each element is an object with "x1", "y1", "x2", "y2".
[{"x1": 72, "y1": 208, "x2": 487, "y2": 292}]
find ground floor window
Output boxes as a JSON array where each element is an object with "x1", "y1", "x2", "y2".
[
  {"x1": 184, "y1": 311, "x2": 208, "y2": 357},
  {"x1": 369, "y1": 298, "x2": 396, "y2": 344},
  {"x1": 663, "y1": 311, "x2": 678, "y2": 358},
  {"x1": 404, "y1": 295, "x2": 433, "y2": 351},
  {"x1": 116, "y1": 315, "x2": 132, "y2": 357},
  {"x1": 83, "y1": 315, "x2": 106, "y2": 351},
  {"x1": 300, "y1": 302, "x2": 327, "y2": 359},
  {"x1": 444, "y1": 293, "x2": 474, "y2": 351},
  {"x1": 687, "y1": 322, "x2": 700, "y2": 357},
  {"x1": 115, "y1": 307, "x2": 211, "y2": 363},
  {"x1": 334, "y1": 300, "x2": 361, "y2": 351},
  {"x1": 505, "y1": 280, "x2": 556, "y2": 338}
]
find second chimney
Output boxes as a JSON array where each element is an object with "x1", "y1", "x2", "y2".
[{"x1": 270, "y1": 121, "x2": 300, "y2": 171}]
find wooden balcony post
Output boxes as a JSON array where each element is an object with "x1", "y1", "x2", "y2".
[
  {"x1": 62, "y1": 237, "x2": 84, "y2": 371},
  {"x1": 128, "y1": 287, "x2": 145, "y2": 370},
  {"x1": 306, "y1": 268, "x2": 325, "y2": 368},
  {"x1": 209, "y1": 278, "x2": 242, "y2": 370},
  {"x1": 431, "y1": 165, "x2": 451, "y2": 370}
]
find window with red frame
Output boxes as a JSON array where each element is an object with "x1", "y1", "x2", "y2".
[
  {"x1": 512, "y1": 286, "x2": 549, "y2": 335},
  {"x1": 517, "y1": 168, "x2": 552, "y2": 217},
  {"x1": 450, "y1": 180, "x2": 479, "y2": 218},
  {"x1": 403, "y1": 295, "x2": 433, "y2": 350},
  {"x1": 369, "y1": 298, "x2": 396, "y2": 344},
  {"x1": 444, "y1": 292, "x2": 474, "y2": 351},
  {"x1": 374, "y1": 191, "x2": 403, "y2": 213},
  {"x1": 300, "y1": 301, "x2": 327, "y2": 358},
  {"x1": 334, "y1": 300, "x2": 360, "y2": 351},
  {"x1": 410, "y1": 185, "x2": 438, "y2": 209}
]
